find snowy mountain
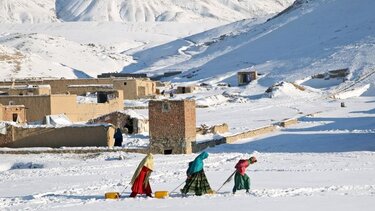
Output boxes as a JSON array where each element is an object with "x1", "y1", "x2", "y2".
[
  {"x1": 0, "y1": 0, "x2": 58, "y2": 23},
  {"x1": 0, "y1": 0, "x2": 294, "y2": 24},
  {"x1": 0, "y1": 33, "x2": 133, "y2": 78},
  {"x1": 123, "y1": 0, "x2": 375, "y2": 94},
  {"x1": 0, "y1": 0, "x2": 295, "y2": 78},
  {"x1": 0, "y1": 22, "x2": 222, "y2": 79},
  {"x1": 56, "y1": 0, "x2": 294, "y2": 22}
]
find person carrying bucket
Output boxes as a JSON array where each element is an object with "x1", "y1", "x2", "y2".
[
  {"x1": 232, "y1": 156, "x2": 257, "y2": 194},
  {"x1": 129, "y1": 153, "x2": 154, "y2": 197},
  {"x1": 181, "y1": 151, "x2": 213, "y2": 196}
]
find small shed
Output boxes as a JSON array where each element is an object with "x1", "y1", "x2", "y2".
[
  {"x1": 237, "y1": 71, "x2": 257, "y2": 86},
  {"x1": 176, "y1": 85, "x2": 195, "y2": 94},
  {"x1": 88, "y1": 111, "x2": 148, "y2": 134},
  {"x1": 0, "y1": 104, "x2": 27, "y2": 123}
]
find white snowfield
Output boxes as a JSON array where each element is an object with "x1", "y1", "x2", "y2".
[{"x1": 0, "y1": 96, "x2": 374, "y2": 210}]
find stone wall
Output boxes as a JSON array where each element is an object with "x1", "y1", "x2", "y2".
[
  {"x1": 0, "y1": 124, "x2": 13, "y2": 146},
  {"x1": 279, "y1": 118, "x2": 298, "y2": 127},
  {"x1": 192, "y1": 125, "x2": 277, "y2": 152},
  {"x1": 196, "y1": 123, "x2": 229, "y2": 135}
]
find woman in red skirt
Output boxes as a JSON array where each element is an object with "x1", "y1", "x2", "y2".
[{"x1": 129, "y1": 153, "x2": 154, "y2": 197}]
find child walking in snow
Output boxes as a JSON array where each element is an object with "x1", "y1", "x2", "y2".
[
  {"x1": 181, "y1": 151, "x2": 213, "y2": 196},
  {"x1": 233, "y1": 156, "x2": 257, "y2": 194},
  {"x1": 129, "y1": 153, "x2": 154, "y2": 197}
]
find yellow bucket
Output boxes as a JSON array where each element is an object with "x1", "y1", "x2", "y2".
[
  {"x1": 154, "y1": 191, "x2": 169, "y2": 199},
  {"x1": 207, "y1": 190, "x2": 216, "y2": 195},
  {"x1": 105, "y1": 192, "x2": 120, "y2": 199}
]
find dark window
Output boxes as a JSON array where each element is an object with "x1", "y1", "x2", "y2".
[
  {"x1": 164, "y1": 149, "x2": 173, "y2": 155},
  {"x1": 162, "y1": 102, "x2": 171, "y2": 112},
  {"x1": 124, "y1": 82, "x2": 127, "y2": 86},
  {"x1": 97, "y1": 92, "x2": 108, "y2": 103},
  {"x1": 12, "y1": 113, "x2": 18, "y2": 122}
]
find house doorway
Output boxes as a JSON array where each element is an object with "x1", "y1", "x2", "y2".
[{"x1": 164, "y1": 149, "x2": 173, "y2": 155}]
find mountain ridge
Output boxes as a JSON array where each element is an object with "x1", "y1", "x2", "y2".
[{"x1": 0, "y1": 0, "x2": 294, "y2": 23}]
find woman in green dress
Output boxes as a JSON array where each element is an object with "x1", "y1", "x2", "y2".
[
  {"x1": 233, "y1": 156, "x2": 257, "y2": 194},
  {"x1": 181, "y1": 151, "x2": 213, "y2": 196}
]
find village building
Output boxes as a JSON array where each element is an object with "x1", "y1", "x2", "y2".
[
  {"x1": 0, "y1": 84, "x2": 51, "y2": 96},
  {"x1": 97, "y1": 73, "x2": 148, "y2": 78},
  {"x1": 237, "y1": 70, "x2": 257, "y2": 86},
  {"x1": 150, "y1": 71, "x2": 182, "y2": 81},
  {"x1": 0, "y1": 104, "x2": 27, "y2": 123},
  {"x1": 148, "y1": 100, "x2": 196, "y2": 154},
  {"x1": 0, "y1": 85, "x2": 124, "y2": 122},
  {"x1": 88, "y1": 111, "x2": 149, "y2": 134},
  {"x1": 0, "y1": 123, "x2": 115, "y2": 148},
  {"x1": 176, "y1": 85, "x2": 196, "y2": 94},
  {"x1": 0, "y1": 78, "x2": 156, "y2": 100}
]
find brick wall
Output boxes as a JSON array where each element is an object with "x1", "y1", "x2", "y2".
[{"x1": 149, "y1": 100, "x2": 196, "y2": 154}]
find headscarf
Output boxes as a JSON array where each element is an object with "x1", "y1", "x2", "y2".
[
  {"x1": 186, "y1": 151, "x2": 209, "y2": 176},
  {"x1": 249, "y1": 156, "x2": 257, "y2": 164},
  {"x1": 130, "y1": 153, "x2": 154, "y2": 185}
]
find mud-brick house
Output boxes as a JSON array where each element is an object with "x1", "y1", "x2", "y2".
[
  {"x1": 149, "y1": 100, "x2": 196, "y2": 154},
  {"x1": 0, "y1": 123, "x2": 115, "y2": 148},
  {"x1": 0, "y1": 84, "x2": 51, "y2": 96},
  {"x1": 0, "y1": 86, "x2": 124, "y2": 122},
  {"x1": 237, "y1": 70, "x2": 257, "y2": 86},
  {"x1": 88, "y1": 110, "x2": 149, "y2": 134},
  {"x1": 0, "y1": 78, "x2": 156, "y2": 100},
  {"x1": 176, "y1": 85, "x2": 196, "y2": 94},
  {"x1": 0, "y1": 104, "x2": 26, "y2": 123}
]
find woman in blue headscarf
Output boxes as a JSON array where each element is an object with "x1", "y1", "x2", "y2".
[{"x1": 181, "y1": 151, "x2": 213, "y2": 196}]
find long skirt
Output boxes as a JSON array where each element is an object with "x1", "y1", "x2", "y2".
[
  {"x1": 181, "y1": 170, "x2": 212, "y2": 196},
  {"x1": 233, "y1": 172, "x2": 250, "y2": 192},
  {"x1": 130, "y1": 166, "x2": 152, "y2": 197}
]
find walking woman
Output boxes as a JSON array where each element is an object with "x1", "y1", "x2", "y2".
[
  {"x1": 181, "y1": 151, "x2": 213, "y2": 196},
  {"x1": 129, "y1": 153, "x2": 154, "y2": 197},
  {"x1": 232, "y1": 156, "x2": 257, "y2": 194}
]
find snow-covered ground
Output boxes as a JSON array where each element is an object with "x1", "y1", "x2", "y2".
[
  {"x1": 1, "y1": 95, "x2": 374, "y2": 210},
  {"x1": 1, "y1": 0, "x2": 375, "y2": 210}
]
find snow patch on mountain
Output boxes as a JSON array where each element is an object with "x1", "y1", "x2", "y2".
[
  {"x1": 0, "y1": 33, "x2": 133, "y2": 79},
  {"x1": 0, "y1": 0, "x2": 58, "y2": 23}
]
